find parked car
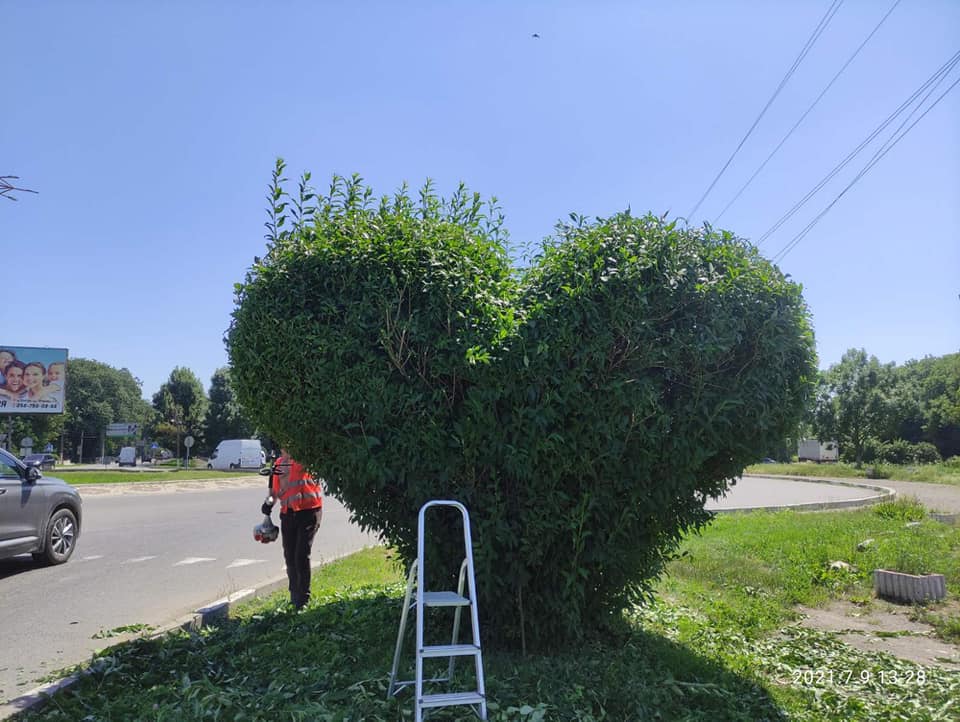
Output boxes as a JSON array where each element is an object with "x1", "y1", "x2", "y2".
[
  {"x1": 0, "y1": 447, "x2": 82, "y2": 564},
  {"x1": 117, "y1": 446, "x2": 137, "y2": 467},
  {"x1": 23, "y1": 453, "x2": 57, "y2": 471}
]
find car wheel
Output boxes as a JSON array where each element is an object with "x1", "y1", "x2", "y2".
[{"x1": 40, "y1": 508, "x2": 78, "y2": 565}]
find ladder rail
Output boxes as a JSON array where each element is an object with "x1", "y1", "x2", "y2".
[
  {"x1": 391, "y1": 500, "x2": 487, "y2": 721},
  {"x1": 387, "y1": 561, "x2": 418, "y2": 698},
  {"x1": 458, "y1": 504, "x2": 487, "y2": 712},
  {"x1": 447, "y1": 559, "x2": 468, "y2": 680}
]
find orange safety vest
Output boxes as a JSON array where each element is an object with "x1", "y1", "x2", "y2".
[{"x1": 270, "y1": 455, "x2": 323, "y2": 513}]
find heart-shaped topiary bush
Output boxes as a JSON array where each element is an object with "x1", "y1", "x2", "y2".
[{"x1": 229, "y1": 162, "x2": 817, "y2": 650}]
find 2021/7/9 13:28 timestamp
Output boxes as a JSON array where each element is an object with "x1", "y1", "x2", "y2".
[{"x1": 791, "y1": 668, "x2": 927, "y2": 686}]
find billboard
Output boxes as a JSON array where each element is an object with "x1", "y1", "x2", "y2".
[
  {"x1": 0, "y1": 345, "x2": 68, "y2": 415},
  {"x1": 106, "y1": 423, "x2": 139, "y2": 437}
]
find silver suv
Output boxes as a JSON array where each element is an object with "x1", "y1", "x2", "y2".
[{"x1": 0, "y1": 447, "x2": 82, "y2": 564}]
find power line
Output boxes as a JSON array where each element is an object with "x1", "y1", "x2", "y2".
[
  {"x1": 686, "y1": 0, "x2": 844, "y2": 221},
  {"x1": 771, "y1": 69, "x2": 960, "y2": 263},
  {"x1": 713, "y1": 0, "x2": 901, "y2": 224},
  {"x1": 756, "y1": 49, "x2": 960, "y2": 246}
]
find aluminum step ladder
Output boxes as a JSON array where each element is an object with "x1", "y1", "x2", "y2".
[{"x1": 388, "y1": 500, "x2": 487, "y2": 721}]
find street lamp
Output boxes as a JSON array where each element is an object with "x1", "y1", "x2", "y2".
[{"x1": 169, "y1": 409, "x2": 183, "y2": 470}]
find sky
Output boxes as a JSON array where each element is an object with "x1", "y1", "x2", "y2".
[{"x1": 2, "y1": 0, "x2": 958, "y2": 401}]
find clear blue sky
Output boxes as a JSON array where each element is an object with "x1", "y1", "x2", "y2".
[{"x1": 3, "y1": 1, "x2": 958, "y2": 401}]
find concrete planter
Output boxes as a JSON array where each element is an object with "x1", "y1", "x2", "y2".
[
  {"x1": 873, "y1": 569, "x2": 946, "y2": 603},
  {"x1": 930, "y1": 512, "x2": 959, "y2": 526}
]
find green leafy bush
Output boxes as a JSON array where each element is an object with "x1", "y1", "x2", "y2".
[
  {"x1": 858, "y1": 438, "x2": 941, "y2": 465},
  {"x1": 228, "y1": 162, "x2": 817, "y2": 649},
  {"x1": 911, "y1": 441, "x2": 942, "y2": 464},
  {"x1": 881, "y1": 439, "x2": 920, "y2": 465},
  {"x1": 872, "y1": 497, "x2": 927, "y2": 521}
]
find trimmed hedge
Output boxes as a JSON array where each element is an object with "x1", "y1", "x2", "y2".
[{"x1": 228, "y1": 163, "x2": 817, "y2": 649}]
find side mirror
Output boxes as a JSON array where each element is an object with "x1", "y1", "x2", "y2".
[{"x1": 25, "y1": 465, "x2": 41, "y2": 482}]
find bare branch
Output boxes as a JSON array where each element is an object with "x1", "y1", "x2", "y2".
[{"x1": 1, "y1": 175, "x2": 38, "y2": 201}]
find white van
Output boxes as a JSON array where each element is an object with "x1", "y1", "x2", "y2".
[
  {"x1": 797, "y1": 439, "x2": 839, "y2": 463},
  {"x1": 118, "y1": 446, "x2": 137, "y2": 467},
  {"x1": 208, "y1": 439, "x2": 264, "y2": 471}
]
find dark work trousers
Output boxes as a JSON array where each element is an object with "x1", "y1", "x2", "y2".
[{"x1": 280, "y1": 507, "x2": 322, "y2": 609}]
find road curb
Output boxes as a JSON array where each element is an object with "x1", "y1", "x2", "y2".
[
  {"x1": 0, "y1": 549, "x2": 371, "y2": 720},
  {"x1": 714, "y1": 474, "x2": 896, "y2": 513}
]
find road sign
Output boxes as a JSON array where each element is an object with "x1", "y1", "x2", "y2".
[
  {"x1": 106, "y1": 423, "x2": 139, "y2": 437},
  {"x1": 184, "y1": 435, "x2": 195, "y2": 449}
]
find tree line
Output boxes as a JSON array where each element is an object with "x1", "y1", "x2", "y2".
[
  {"x1": 3, "y1": 361, "x2": 257, "y2": 462},
  {"x1": 812, "y1": 349, "x2": 959, "y2": 466},
  {"x1": 5, "y1": 348, "x2": 957, "y2": 467}
]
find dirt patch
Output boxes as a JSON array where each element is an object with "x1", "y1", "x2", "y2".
[
  {"x1": 77, "y1": 477, "x2": 264, "y2": 496},
  {"x1": 797, "y1": 599, "x2": 960, "y2": 669}
]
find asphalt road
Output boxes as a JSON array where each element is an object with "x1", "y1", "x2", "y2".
[
  {"x1": 705, "y1": 475, "x2": 890, "y2": 511},
  {"x1": 710, "y1": 475, "x2": 960, "y2": 514},
  {"x1": 0, "y1": 479, "x2": 378, "y2": 703}
]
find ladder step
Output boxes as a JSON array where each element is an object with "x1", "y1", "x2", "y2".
[
  {"x1": 420, "y1": 691, "x2": 485, "y2": 709},
  {"x1": 420, "y1": 643, "x2": 480, "y2": 658},
  {"x1": 422, "y1": 591, "x2": 471, "y2": 607}
]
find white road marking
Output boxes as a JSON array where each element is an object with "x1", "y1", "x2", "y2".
[
  {"x1": 78, "y1": 555, "x2": 104, "y2": 561},
  {"x1": 226, "y1": 559, "x2": 267, "y2": 569},
  {"x1": 122, "y1": 555, "x2": 158, "y2": 564},
  {"x1": 173, "y1": 557, "x2": 216, "y2": 566}
]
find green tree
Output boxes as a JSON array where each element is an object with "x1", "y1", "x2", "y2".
[
  {"x1": 2, "y1": 414, "x2": 65, "y2": 457},
  {"x1": 64, "y1": 359, "x2": 154, "y2": 462},
  {"x1": 228, "y1": 166, "x2": 816, "y2": 649},
  {"x1": 203, "y1": 367, "x2": 255, "y2": 451},
  {"x1": 884, "y1": 363, "x2": 925, "y2": 444},
  {"x1": 814, "y1": 349, "x2": 894, "y2": 467},
  {"x1": 910, "y1": 353, "x2": 960, "y2": 458},
  {"x1": 152, "y1": 367, "x2": 208, "y2": 453}
]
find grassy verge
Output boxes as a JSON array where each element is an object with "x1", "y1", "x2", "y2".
[
  {"x1": 745, "y1": 460, "x2": 960, "y2": 486},
  {"x1": 54, "y1": 469, "x2": 258, "y2": 485},
  {"x1": 152, "y1": 459, "x2": 214, "y2": 469},
  {"x1": 16, "y1": 504, "x2": 960, "y2": 721},
  {"x1": 658, "y1": 498, "x2": 959, "y2": 632}
]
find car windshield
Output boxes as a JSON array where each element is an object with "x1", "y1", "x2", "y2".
[
  {"x1": 1, "y1": 448, "x2": 24, "y2": 470},
  {"x1": 25, "y1": 454, "x2": 44, "y2": 462}
]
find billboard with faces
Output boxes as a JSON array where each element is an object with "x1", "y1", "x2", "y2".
[{"x1": 0, "y1": 346, "x2": 68, "y2": 414}]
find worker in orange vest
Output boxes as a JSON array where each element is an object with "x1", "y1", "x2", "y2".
[{"x1": 261, "y1": 448, "x2": 323, "y2": 609}]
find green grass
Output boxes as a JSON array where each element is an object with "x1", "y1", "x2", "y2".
[
  {"x1": 15, "y1": 510, "x2": 960, "y2": 721},
  {"x1": 745, "y1": 460, "x2": 960, "y2": 486},
  {"x1": 54, "y1": 469, "x2": 258, "y2": 485},
  {"x1": 659, "y1": 498, "x2": 960, "y2": 634}
]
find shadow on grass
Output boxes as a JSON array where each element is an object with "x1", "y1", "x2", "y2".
[{"x1": 14, "y1": 591, "x2": 786, "y2": 721}]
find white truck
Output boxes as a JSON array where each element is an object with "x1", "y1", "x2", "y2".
[
  {"x1": 207, "y1": 439, "x2": 265, "y2": 471},
  {"x1": 798, "y1": 439, "x2": 839, "y2": 463}
]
